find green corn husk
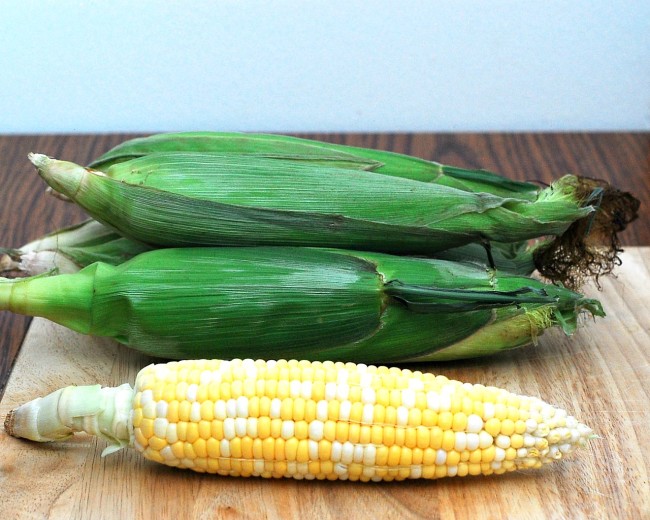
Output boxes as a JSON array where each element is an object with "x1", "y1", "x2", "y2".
[
  {"x1": 88, "y1": 132, "x2": 541, "y2": 200},
  {"x1": 31, "y1": 153, "x2": 609, "y2": 286},
  {"x1": 0, "y1": 220, "x2": 151, "y2": 276},
  {"x1": 0, "y1": 218, "x2": 536, "y2": 277},
  {"x1": 86, "y1": 132, "x2": 541, "y2": 274},
  {"x1": 433, "y1": 240, "x2": 538, "y2": 275},
  {"x1": 0, "y1": 247, "x2": 603, "y2": 362},
  {"x1": 85, "y1": 133, "x2": 640, "y2": 287}
]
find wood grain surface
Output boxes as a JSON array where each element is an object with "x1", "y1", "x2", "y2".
[
  {"x1": 0, "y1": 133, "x2": 648, "y2": 519},
  {"x1": 0, "y1": 248, "x2": 648, "y2": 519}
]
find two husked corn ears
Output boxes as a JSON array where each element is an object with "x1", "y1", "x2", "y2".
[
  {"x1": 5, "y1": 358, "x2": 594, "y2": 481},
  {"x1": 0, "y1": 247, "x2": 603, "y2": 362}
]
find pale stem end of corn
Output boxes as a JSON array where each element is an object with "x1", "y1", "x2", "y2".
[
  {"x1": 0, "y1": 251, "x2": 21, "y2": 274},
  {"x1": 5, "y1": 384, "x2": 133, "y2": 456},
  {"x1": 18, "y1": 250, "x2": 81, "y2": 275}
]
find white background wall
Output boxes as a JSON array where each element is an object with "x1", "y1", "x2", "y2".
[{"x1": 0, "y1": 1, "x2": 648, "y2": 133}]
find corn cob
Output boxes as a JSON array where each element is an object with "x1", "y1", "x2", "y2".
[
  {"x1": 31, "y1": 152, "x2": 627, "y2": 289},
  {"x1": 88, "y1": 132, "x2": 541, "y2": 200},
  {"x1": 0, "y1": 247, "x2": 603, "y2": 362},
  {"x1": 4, "y1": 358, "x2": 594, "y2": 481},
  {"x1": 0, "y1": 219, "x2": 152, "y2": 276}
]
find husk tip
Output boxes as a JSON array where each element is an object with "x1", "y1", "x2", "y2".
[{"x1": 28, "y1": 153, "x2": 51, "y2": 170}]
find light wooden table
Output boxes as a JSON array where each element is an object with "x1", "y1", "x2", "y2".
[
  {"x1": 0, "y1": 133, "x2": 648, "y2": 518},
  {"x1": 0, "y1": 248, "x2": 648, "y2": 519}
]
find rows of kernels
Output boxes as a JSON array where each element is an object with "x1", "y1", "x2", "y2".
[{"x1": 129, "y1": 359, "x2": 592, "y2": 480}]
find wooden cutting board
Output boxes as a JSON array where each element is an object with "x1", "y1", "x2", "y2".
[{"x1": 1, "y1": 248, "x2": 648, "y2": 520}]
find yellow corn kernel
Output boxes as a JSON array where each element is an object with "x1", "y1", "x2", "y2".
[
  {"x1": 335, "y1": 422, "x2": 349, "y2": 443},
  {"x1": 484, "y1": 417, "x2": 501, "y2": 437},
  {"x1": 359, "y1": 425, "x2": 371, "y2": 445},
  {"x1": 194, "y1": 438, "x2": 208, "y2": 459},
  {"x1": 294, "y1": 421, "x2": 309, "y2": 440},
  {"x1": 434, "y1": 465, "x2": 448, "y2": 478},
  {"x1": 145, "y1": 447, "x2": 165, "y2": 464},
  {"x1": 206, "y1": 437, "x2": 220, "y2": 459},
  {"x1": 178, "y1": 401, "x2": 191, "y2": 422},
  {"x1": 438, "y1": 411, "x2": 454, "y2": 430},
  {"x1": 511, "y1": 434, "x2": 525, "y2": 449},
  {"x1": 285, "y1": 438, "x2": 299, "y2": 461},
  {"x1": 394, "y1": 426, "x2": 406, "y2": 447},
  {"x1": 134, "y1": 428, "x2": 148, "y2": 449},
  {"x1": 304, "y1": 400, "x2": 316, "y2": 422},
  {"x1": 241, "y1": 436, "x2": 254, "y2": 459},
  {"x1": 481, "y1": 445, "x2": 496, "y2": 463},
  {"x1": 500, "y1": 419, "x2": 516, "y2": 437},
  {"x1": 323, "y1": 420, "x2": 336, "y2": 442},
  {"x1": 422, "y1": 409, "x2": 437, "y2": 427},
  {"x1": 274, "y1": 438, "x2": 286, "y2": 461},
  {"x1": 387, "y1": 445, "x2": 402, "y2": 467},
  {"x1": 447, "y1": 450, "x2": 461, "y2": 466},
  {"x1": 270, "y1": 418, "x2": 282, "y2": 438},
  {"x1": 468, "y1": 449, "x2": 482, "y2": 464},
  {"x1": 262, "y1": 437, "x2": 275, "y2": 461},
  {"x1": 139, "y1": 418, "x2": 154, "y2": 440},
  {"x1": 429, "y1": 426, "x2": 443, "y2": 449},
  {"x1": 171, "y1": 440, "x2": 185, "y2": 460},
  {"x1": 441, "y1": 430, "x2": 456, "y2": 452},
  {"x1": 349, "y1": 423, "x2": 361, "y2": 444},
  {"x1": 132, "y1": 407, "x2": 143, "y2": 429},
  {"x1": 186, "y1": 423, "x2": 199, "y2": 444},
  {"x1": 452, "y1": 412, "x2": 468, "y2": 432}
]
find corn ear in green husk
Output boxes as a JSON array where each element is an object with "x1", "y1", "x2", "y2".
[
  {"x1": 0, "y1": 218, "x2": 537, "y2": 277},
  {"x1": 86, "y1": 132, "x2": 540, "y2": 275},
  {"x1": 88, "y1": 132, "x2": 540, "y2": 200},
  {"x1": 0, "y1": 247, "x2": 603, "y2": 362},
  {"x1": 31, "y1": 153, "x2": 609, "y2": 287},
  {"x1": 0, "y1": 220, "x2": 151, "y2": 276}
]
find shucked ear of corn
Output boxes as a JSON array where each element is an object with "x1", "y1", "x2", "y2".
[
  {"x1": 88, "y1": 131, "x2": 541, "y2": 200},
  {"x1": 30, "y1": 152, "x2": 628, "y2": 289},
  {"x1": 0, "y1": 218, "x2": 535, "y2": 277},
  {"x1": 4, "y1": 358, "x2": 594, "y2": 481},
  {"x1": 0, "y1": 219, "x2": 152, "y2": 276},
  {"x1": 0, "y1": 247, "x2": 603, "y2": 362}
]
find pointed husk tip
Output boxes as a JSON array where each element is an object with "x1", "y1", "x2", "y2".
[{"x1": 28, "y1": 153, "x2": 51, "y2": 170}]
